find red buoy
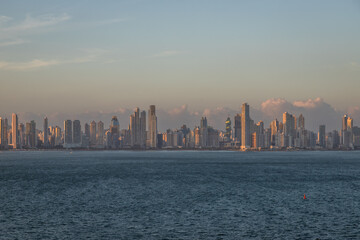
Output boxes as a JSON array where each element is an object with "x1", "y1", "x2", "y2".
[{"x1": 303, "y1": 194, "x2": 306, "y2": 200}]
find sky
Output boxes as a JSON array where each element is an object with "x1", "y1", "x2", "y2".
[{"x1": 1, "y1": 0, "x2": 360, "y2": 131}]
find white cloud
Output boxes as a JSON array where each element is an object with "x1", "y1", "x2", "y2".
[
  {"x1": 0, "y1": 13, "x2": 71, "y2": 48},
  {"x1": 293, "y1": 97, "x2": 323, "y2": 108},
  {"x1": 0, "y1": 16, "x2": 12, "y2": 24},
  {"x1": 0, "y1": 48, "x2": 110, "y2": 71},
  {"x1": 93, "y1": 18, "x2": 125, "y2": 26},
  {"x1": 0, "y1": 59, "x2": 59, "y2": 70},
  {"x1": 152, "y1": 50, "x2": 183, "y2": 58},
  {"x1": 0, "y1": 38, "x2": 26, "y2": 47},
  {"x1": 260, "y1": 98, "x2": 342, "y2": 131},
  {"x1": 1, "y1": 13, "x2": 70, "y2": 33}
]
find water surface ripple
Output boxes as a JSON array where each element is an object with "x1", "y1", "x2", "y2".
[{"x1": 1, "y1": 151, "x2": 360, "y2": 239}]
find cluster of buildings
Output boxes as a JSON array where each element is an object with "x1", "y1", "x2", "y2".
[{"x1": 1, "y1": 103, "x2": 359, "y2": 151}]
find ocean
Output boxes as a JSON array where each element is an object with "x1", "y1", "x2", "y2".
[{"x1": 1, "y1": 151, "x2": 360, "y2": 239}]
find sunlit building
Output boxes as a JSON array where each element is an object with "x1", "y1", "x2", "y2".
[{"x1": 11, "y1": 113, "x2": 18, "y2": 149}]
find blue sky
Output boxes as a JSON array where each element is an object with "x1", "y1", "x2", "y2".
[{"x1": 1, "y1": 0, "x2": 360, "y2": 117}]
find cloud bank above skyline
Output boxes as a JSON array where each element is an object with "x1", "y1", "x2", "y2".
[{"x1": 4, "y1": 97, "x2": 358, "y2": 133}]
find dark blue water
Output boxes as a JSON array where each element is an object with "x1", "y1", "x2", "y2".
[{"x1": 1, "y1": 151, "x2": 360, "y2": 239}]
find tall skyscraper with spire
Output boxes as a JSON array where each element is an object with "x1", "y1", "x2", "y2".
[
  {"x1": 148, "y1": 105, "x2": 157, "y2": 148},
  {"x1": 241, "y1": 103, "x2": 250, "y2": 149},
  {"x1": 11, "y1": 113, "x2": 18, "y2": 149}
]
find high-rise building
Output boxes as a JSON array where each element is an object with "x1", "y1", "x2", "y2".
[
  {"x1": 64, "y1": 120, "x2": 72, "y2": 145},
  {"x1": 110, "y1": 116, "x2": 120, "y2": 148},
  {"x1": 129, "y1": 107, "x2": 143, "y2": 147},
  {"x1": 318, "y1": 125, "x2": 326, "y2": 148},
  {"x1": 4, "y1": 118, "x2": 8, "y2": 147},
  {"x1": 97, "y1": 121, "x2": 104, "y2": 145},
  {"x1": 194, "y1": 127, "x2": 200, "y2": 148},
  {"x1": 140, "y1": 110, "x2": 146, "y2": 148},
  {"x1": 199, "y1": 117, "x2": 208, "y2": 147},
  {"x1": 297, "y1": 114, "x2": 305, "y2": 130},
  {"x1": 225, "y1": 117, "x2": 231, "y2": 142},
  {"x1": 54, "y1": 126, "x2": 62, "y2": 146},
  {"x1": 18, "y1": 123, "x2": 25, "y2": 148},
  {"x1": 283, "y1": 112, "x2": 296, "y2": 147},
  {"x1": 90, "y1": 121, "x2": 97, "y2": 145},
  {"x1": 11, "y1": 113, "x2": 18, "y2": 149},
  {"x1": 148, "y1": 105, "x2": 157, "y2": 148},
  {"x1": 135, "y1": 108, "x2": 140, "y2": 145},
  {"x1": 347, "y1": 117, "x2": 353, "y2": 130},
  {"x1": 342, "y1": 115, "x2": 348, "y2": 131},
  {"x1": 43, "y1": 117, "x2": 49, "y2": 147},
  {"x1": 0, "y1": 118, "x2": 5, "y2": 147},
  {"x1": 234, "y1": 114, "x2": 241, "y2": 143},
  {"x1": 130, "y1": 112, "x2": 136, "y2": 146},
  {"x1": 26, "y1": 120, "x2": 36, "y2": 148},
  {"x1": 73, "y1": 120, "x2": 81, "y2": 144},
  {"x1": 84, "y1": 123, "x2": 90, "y2": 138},
  {"x1": 241, "y1": 103, "x2": 250, "y2": 148}
]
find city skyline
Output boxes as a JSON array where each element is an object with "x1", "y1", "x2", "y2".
[
  {"x1": 0, "y1": 97, "x2": 359, "y2": 133},
  {"x1": 1, "y1": 0, "x2": 360, "y2": 114},
  {"x1": 1, "y1": 102, "x2": 359, "y2": 150}
]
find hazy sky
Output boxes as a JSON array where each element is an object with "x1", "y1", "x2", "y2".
[{"x1": 1, "y1": 0, "x2": 360, "y2": 116}]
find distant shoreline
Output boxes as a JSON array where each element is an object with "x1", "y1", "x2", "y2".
[{"x1": 1, "y1": 148, "x2": 359, "y2": 152}]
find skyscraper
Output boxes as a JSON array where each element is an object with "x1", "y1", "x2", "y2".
[
  {"x1": 140, "y1": 110, "x2": 146, "y2": 148},
  {"x1": 225, "y1": 117, "x2": 231, "y2": 141},
  {"x1": 43, "y1": 117, "x2": 49, "y2": 147},
  {"x1": 28, "y1": 120, "x2": 36, "y2": 148},
  {"x1": 342, "y1": 115, "x2": 348, "y2": 131},
  {"x1": 110, "y1": 116, "x2": 120, "y2": 148},
  {"x1": 130, "y1": 112, "x2": 136, "y2": 146},
  {"x1": 241, "y1": 103, "x2": 250, "y2": 148},
  {"x1": 18, "y1": 123, "x2": 25, "y2": 148},
  {"x1": 54, "y1": 126, "x2": 62, "y2": 146},
  {"x1": 64, "y1": 120, "x2": 72, "y2": 145},
  {"x1": 148, "y1": 105, "x2": 157, "y2": 148},
  {"x1": 73, "y1": 120, "x2": 81, "y2": 145},
  {"x1": 297, "y1": 114, "x2": 305, "y2": 130},
  {"x1": 11, "y1": 113, "x2": 18, "y2": 149},
  {"x1": 4, "y1": 118, "x2": 8, "y2": 147},
  {"x1": 97, "y1": 121, "x2": 104, "y2": 145},
  {"x1": 90, "y1": 121, "x2": 97, "y2": 145},
  {"x1": 283, "y1": 112, "x2": 296, "y2": 147},
  {"x1": 0, "y1": 118, "x2": 4, "y2": 147},
  {"x1": 318, "y1": 125, "x2": 326, "y2": 148},
  {"x1": 234, "y1": 114, "x2": 241, "y2": 143},
  {"x1": 135, "y1": 108, "x2": 140, "y2": 145},
  {"x1": 200, "y1": 117, "x2": 208, "y2": 147},
  {"x1": 347, "y1": 117, "x2": 353, "y2": 130},
  {"x1": 84, "y1": 123, "x2": 90, "y2": 138}
]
